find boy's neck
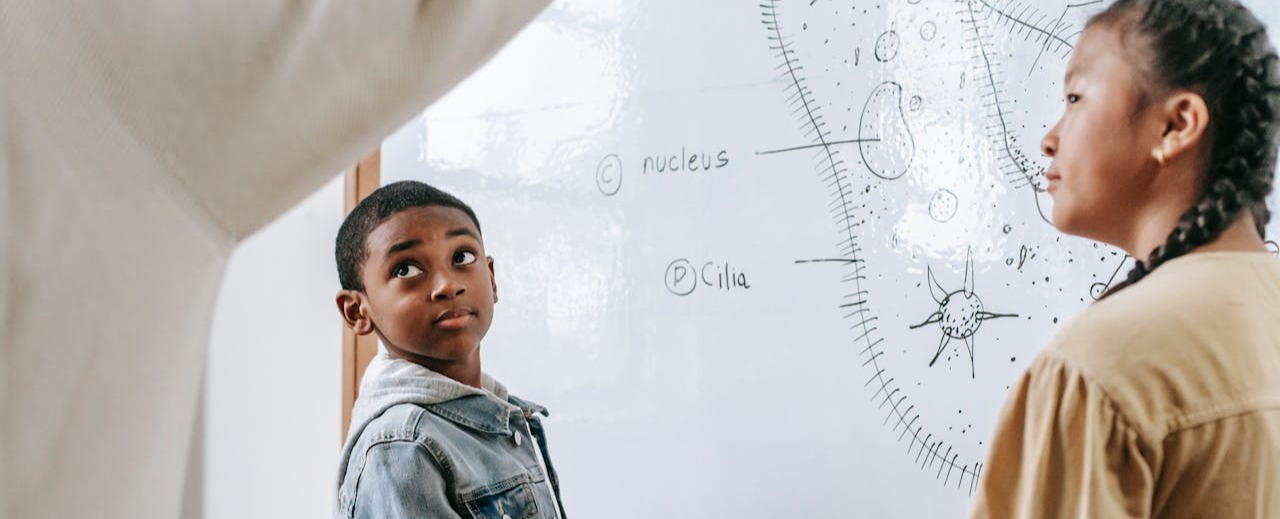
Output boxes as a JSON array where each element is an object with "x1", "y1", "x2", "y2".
[
  {"x1": 388, "y1": 349, "x2": 484, "y2": 388},
  {"x1": 431, "y1": 362, "x2": 484, "y2": 389}
]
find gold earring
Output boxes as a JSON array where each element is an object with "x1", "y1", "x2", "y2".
[{"x1": 1155, "y1": 149, "x2": 1166, "y2": 167}]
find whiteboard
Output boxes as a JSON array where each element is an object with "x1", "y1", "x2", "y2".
[{"x1": 381, "y1": 1, "x2": 1280, "y2": 516}]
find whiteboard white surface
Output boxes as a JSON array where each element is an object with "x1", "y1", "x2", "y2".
[{"x1": 381, "y1": 1, "x2": 1280, "y2": 516}]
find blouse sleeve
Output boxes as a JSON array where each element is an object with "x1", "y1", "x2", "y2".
[{"x1": 970, "y1": 352, "x2": 1156, "y2": 519}]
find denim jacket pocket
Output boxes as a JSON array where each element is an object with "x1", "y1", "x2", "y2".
[{"x1": 463, "y1": 477, "x2": 540, "y2": 519}]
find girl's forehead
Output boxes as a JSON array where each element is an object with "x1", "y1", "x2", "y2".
[
  {"x1": 1068, "y1": 26, "x2": 1138, "y2": 85},
  {"x1": 1071, "y1": 27, "x2": 1117, "y2": 69}
]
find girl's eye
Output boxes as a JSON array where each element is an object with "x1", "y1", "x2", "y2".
[
  {"x1": 394, "y1": 264, "x2": 422, "y2": 278},
  {"x1": 1066, "y1": 94, "x2": 1080, "y2": 104},
  {"x1": 454, "y1": 250, "x2": 478, "y2": 266}
]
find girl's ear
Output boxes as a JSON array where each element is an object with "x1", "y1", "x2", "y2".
[
  {"x1": 335, "y1": 290, "x2": 374, "y2": 335},
  {"x1": 1152, "y1": 91, "x2": 1211, "y2": 166}
]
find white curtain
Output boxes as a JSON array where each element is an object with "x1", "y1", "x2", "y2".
[{"x1": 0, "y1": 1, "x2": 549, "y2": 517}]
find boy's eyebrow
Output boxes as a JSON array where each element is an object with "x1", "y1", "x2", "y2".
[
  {"x1": 383, "y1": 239, "x2": 421, "y2": 260},
  {"x1": 445, "y1": 227, "x2": 478, "y2": 239}
]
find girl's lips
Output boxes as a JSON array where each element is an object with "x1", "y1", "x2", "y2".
[{"x1": 1046, "y1": 171, "x2": 1062, "y2": 193}]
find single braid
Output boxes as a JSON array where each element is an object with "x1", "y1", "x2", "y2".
[{"x1": 1096, "y1": 0, "x2": 1280, "y2": 299}]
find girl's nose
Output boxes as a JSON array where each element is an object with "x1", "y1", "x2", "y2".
[{"x1": 1041, "y1": 121, "x2": 1061, "y2": 158}]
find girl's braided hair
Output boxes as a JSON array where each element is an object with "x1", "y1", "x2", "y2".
[{"x1": 1092, "y1": 0, "x2": 1280, "y2": 298}]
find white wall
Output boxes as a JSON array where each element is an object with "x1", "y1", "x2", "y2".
[
  {"x1": 199, "y1": 175, "x2": 344, "y2": 518},
  {"x1": 376, "y1": 1, "x2": 1280, "y2": 516}
]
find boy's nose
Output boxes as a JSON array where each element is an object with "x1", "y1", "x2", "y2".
[{"x1": 431, "y1": 276, "x2": 466, "y2": 300}]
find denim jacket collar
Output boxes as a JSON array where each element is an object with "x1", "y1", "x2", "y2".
[
  {"x1": 350, "y1": 353, "x2": 550, "y2": 437},
  {"x1": 424, "y1": 389, "x2": 550, "y2": 436}
]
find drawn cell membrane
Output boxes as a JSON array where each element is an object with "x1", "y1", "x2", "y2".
[
  {"x1": 760, "y1": 0, "x2": 1110, "y2": 495},
  {"x1": 762, "y1": 0, "x2": 992, "y2": 495}
]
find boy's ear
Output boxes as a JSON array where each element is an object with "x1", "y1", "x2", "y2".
[
  {"x1": 487, "y1": 256, "x2": 498, "y2": 304},
  {"x1": 336, "y1": 290, "x2": 374, "y2": 335},
  {"x1": 1154, "y1": 90, "x2": 1210, "y2": 166}
]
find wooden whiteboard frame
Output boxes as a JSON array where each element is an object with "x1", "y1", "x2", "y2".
[{"x1": 341, "y1": 149, "x2": 381, "y2": 442}]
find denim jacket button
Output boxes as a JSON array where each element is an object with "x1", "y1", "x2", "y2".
[
  {"x1": 513, "y1": 431, "x2": 522, "y2": 446},
  {"x1": 502, "y1": 515, "x2": 512, "y2": 519}
]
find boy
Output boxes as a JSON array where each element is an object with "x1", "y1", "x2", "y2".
[{"x1": 333, "y1": 180, "x2": 566, "y2": 519}]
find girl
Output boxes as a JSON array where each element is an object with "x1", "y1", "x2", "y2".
[{"x1": 972, "y1": 1, "x2": 1280, "y2": 517}]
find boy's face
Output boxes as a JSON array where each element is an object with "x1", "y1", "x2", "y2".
[{"x1": 339, "y1": 206, "x2": 497, "y2": 371}]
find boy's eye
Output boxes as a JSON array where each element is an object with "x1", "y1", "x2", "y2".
[
  {"x1": 1066, "y1": 93, "x2": 1080, "y2": 104},
  {"x1": 393, "y1": 264, "x2": 422, "y2": 278},
  {"x1": 454, "y1": 250, "x2": 478, "y2": 266}
]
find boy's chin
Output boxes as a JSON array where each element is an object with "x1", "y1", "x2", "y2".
[
  {"x1": 418, "y1": 339, "x2": 483, "y2": 361},
  {"x1": 388, "y1": 339, "x2": 481, "y2": 365}
]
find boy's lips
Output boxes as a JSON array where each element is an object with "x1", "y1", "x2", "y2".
[{"x1": 434, "y1": 308, "x2": 476, "y2": 330}]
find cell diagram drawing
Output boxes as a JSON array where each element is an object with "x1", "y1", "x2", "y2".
[{"x1": 758, "y1": 0, "x2": 1151, "y2": 493}]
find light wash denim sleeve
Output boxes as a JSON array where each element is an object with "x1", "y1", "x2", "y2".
[{"x1": 350, "y1": 441, "x2": 462, "y2": 519}]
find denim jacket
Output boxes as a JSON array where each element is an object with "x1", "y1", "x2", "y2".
[{"x1": 336, "y1": 354, "x2": 566, "y2": 519}]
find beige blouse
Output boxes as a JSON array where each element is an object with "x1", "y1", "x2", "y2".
[{"x1": 971, "y1": 252, "x2": 1280, "y2": 518}]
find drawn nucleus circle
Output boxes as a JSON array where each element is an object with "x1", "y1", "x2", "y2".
[{"x1": 858, "y1": 82, "x2": 916, "y2": 180}]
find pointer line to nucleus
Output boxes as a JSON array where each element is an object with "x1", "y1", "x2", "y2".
[{"x1": 756, "y1": 138, "x2": 880, "y2": 155}]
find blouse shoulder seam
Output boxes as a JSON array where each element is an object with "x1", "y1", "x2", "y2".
[
  {"x1": 1165, "y1": 396, "x2": 1280, "y2": 435},
  {"x1": 1036, "y1": 348, "x2": 1157, "y2": 445}
]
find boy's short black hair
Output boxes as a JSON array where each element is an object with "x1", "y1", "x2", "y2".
[{"x1": 335, "y1": 180, "x2": 482, "y2": 291}]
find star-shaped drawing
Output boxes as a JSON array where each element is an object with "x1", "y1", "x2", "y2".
[{"x1": 910, "y1": 250, "x2": 1018, "y2": 378}]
